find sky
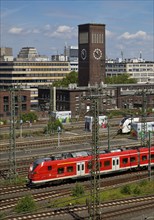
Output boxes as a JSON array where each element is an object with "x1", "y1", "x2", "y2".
[{"x1": 1, "y1": 0, "x2": 154, "y2": 61}]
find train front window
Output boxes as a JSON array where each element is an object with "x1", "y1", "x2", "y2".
[{"x1": 32, "y1": 162, "x2": 39, "y2": 171}]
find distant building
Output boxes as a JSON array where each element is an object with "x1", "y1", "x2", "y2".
[
  {"x1": 0, "y1": 89, "x2": 31, "y2": 118},
  {"x1": 64, "y1": 46, "x2": 78, "y2": 62},
  {"x1": 106, "y1": 60, "x2": 154, "y2": 84},
  {"x1": 0, "y1": 61, "x2": 71, "y2": 108},
  {"x1": 15, "y1": 47, "x2": 49, "y2": 61},
  {"x1": 51, "y1": 54, "x2": 66, "y2": 62},
  {"x1": 38, "y1": 83, "x2": 154, "y2": 117},
  {"x1": 0, "y1": 47, "x2": 14, "y2": 61}
]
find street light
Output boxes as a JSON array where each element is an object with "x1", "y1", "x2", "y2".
[
  {"x1": 20, "y1": 119, "x2": 23, "y2": 138},
  {"x1": 57, "y1": 126, "x2": 61, "y2": 148}
]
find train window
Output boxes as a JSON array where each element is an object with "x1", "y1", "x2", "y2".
[
  {"x1": 151, "y1": 154, "x2": 154, "y2": 160},
  {"x1": 113, "y1": 160, "x2": 115, "y2": 166},
  {"x1": 142, "y1": 155, "x2": 147, "y2": 161},
  {"x1": 58, "y1": 167, "x2": 64, "y2": 174},
  {"x1": 122, "y1": 158, "x2": 128, "y2": 164},
  {"x1": 48, "y1": 166, "x2": 52, "y2": 171},
  {"x1": 104, "y1": 160, "x2": 110, "y2": 167},
  {"x1": 67, "y1": 166, "x2": 73, "y2": 172},
  {"x1": 130, "y1": 157, "x2": 136, "y2": 162},
  {"x1": 87, "y1": 161, "x2": 92, "y2": 169},
  {"x1": 82, "y1": 164, "x2": 84, "y2": 170}
]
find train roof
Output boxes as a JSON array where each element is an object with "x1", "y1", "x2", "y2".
[{"x1": 31, "y1": 146, "x2": 154, "y2": 164}]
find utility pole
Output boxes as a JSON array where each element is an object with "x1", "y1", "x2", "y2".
[
  {"x1": 141, "y1": 89, "x2": 147, "y2": 147},
  {"x1": 83, "y1": 88, "x2": 101, "y2": 220},
  {"x1": 9, "y1": 88, "x2": 17, "y2": 181},
  {"x1": 148, "y1": 131, "x2": 151, "y2": 181},
  {"x1": 90, "y1": 97, "x2": 101, "y2": 220},
  {"x1": 48, "y1": 85, "x2": 53, "y2": 135}
]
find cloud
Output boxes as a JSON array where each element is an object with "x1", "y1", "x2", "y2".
[
  {"x1": 8, "y1": 27, "x2": 23, "y2": 34},
  {"x1": 119, "y1": 31, "x2": 150, "y2": 40},
  {"x1": 45, "y1": 25, "x2": 77, "y2": 39},
  {"x1": 106, "y1": 30, "x2": 114, "y2": 38},
  {"x1": 8, "y1": 26, "x2": 40, "y2": 35}
]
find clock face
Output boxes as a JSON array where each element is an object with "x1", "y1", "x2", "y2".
[
  {"x1": 81, "y1": 48, "x2": 87, "y2": 60},
  {"x1": 93, "y1": 48, "x2": 102, "y2": 60}
]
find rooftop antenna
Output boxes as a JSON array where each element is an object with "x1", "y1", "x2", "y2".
[
  {"x1": 64, "y1": 42, "x2": 67, "y2": 61},
  {"x1": 140, "y1": 51, "x2": 142, "y2": 59},
  {"x1": 121, "y1": 51, "x2": 123, "y2": 61}
]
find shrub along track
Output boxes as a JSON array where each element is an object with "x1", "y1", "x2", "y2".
[
  {"x1": 1, "y1": 170, "x2": 153, "y2": 214},
  {"x1": 3, "y1": 195, "x2": 154, "y2": 220}
]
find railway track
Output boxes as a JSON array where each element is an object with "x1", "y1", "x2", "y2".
[
  {"x1": 3, "y1": 194, "x2": 154, "y2": 220},
  {"x1": 1, "y1": 170, "x2": 153, "y2": 214},
  {"x1": 0, "y1": 130, "x2": 121, "y2": 152}
]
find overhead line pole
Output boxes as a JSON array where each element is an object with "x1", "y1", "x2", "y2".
[
  {"x1": 83, "y1": 88, "x2": 101, "y2": 220},
  {"x1": 9, "y1": 88, "x2": 17, "y2": 181}
]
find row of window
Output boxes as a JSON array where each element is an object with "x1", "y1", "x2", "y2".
[
  {"x1": 47, "y1": 155, "x2": 154, "y2": 173},
  {"x1": 3, "y1": 96, "x2": 27, "y2": 103},
  {"x1": 13, "y1": 62, "x2": 69, "y2": 66},
  {"x1": 3, "y1": 104, "x2": 27, "y2": 112},
  {"x1": 13, "y1": 68, "x2": 69, "y2": 71}
]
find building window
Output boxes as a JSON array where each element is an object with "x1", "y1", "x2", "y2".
[
  {"x1": 3, "y1": 96, "x2": 9, "y2": 103},
  {"x1": 22, "y1": 96, "x2": 27, "y2": 102},
  {"x1": 22, "y1": 104, "x2": 27, "y2": 111},
  {"x1": 4, "y1": 105, "x2": 9, "y2": 112}
]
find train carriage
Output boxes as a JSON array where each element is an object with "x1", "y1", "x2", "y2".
[{"x1": 28, "y1": 146, "x2": 154, "y2": 186}]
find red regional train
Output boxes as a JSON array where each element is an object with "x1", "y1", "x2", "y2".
[{"x1": 28, "y1": 146, "x2": 154, "y2": 186}]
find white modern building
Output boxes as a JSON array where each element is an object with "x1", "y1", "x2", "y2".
[{"x1": 106, "y1": 59, "x2": 154, "y2": 84}]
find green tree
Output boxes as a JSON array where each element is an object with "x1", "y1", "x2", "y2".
[
  {"x1": 21, "y1": 112, "x2": 38, "y2": 123},
  {"x1": 15, "y1": 195, "x2": 36, "y2": 213},
  {"x1": 53, "y1": 71, "x2": 78, "y2": 87},
  {"x1": 44, "y1": 119, "x2": 63, "y2": 134},
  {"x1": 105, "y1": 73, "x2": 137, "y2": 84}
]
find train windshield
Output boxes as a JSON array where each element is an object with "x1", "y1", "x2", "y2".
[{"x1": 32, "y1": 158, "x2": 50, "y2": 171}]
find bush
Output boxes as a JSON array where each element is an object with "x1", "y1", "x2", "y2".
[
  {"x1": 133, "y1": 186, "x2": 141, "y2": 195},
  {"x1": 72, "y1": 183, "x2": 85, "y2": 197},
  {"x1": 139, "y1": 179, "x2": 148, "y2": 187},
  {"x1": 44, "y1": 119, "x2": 63, "y2": 134},
  {"x1": 15, "y1": 195, "x2": 36, "y2": 213},
  {"x1": 120, "y1": 185, "x2": 131, "y2": 195},
  {"x1": 21, "y1": 112, "x2": 38, "y2": 123}
]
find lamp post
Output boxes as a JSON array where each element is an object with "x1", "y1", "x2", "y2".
[
  {"x1": 20, "y1": 119, "x2": 23, "y2": 138},
  {"x1": 57, "y1": 126, "x2": 61, "y2": 148}
]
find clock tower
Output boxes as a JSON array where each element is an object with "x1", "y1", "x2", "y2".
[{"x1": 78, "y1": 23, "x2": 106, "y2": 86}]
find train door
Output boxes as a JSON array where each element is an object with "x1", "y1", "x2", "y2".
[
  {"x1": 77, "y1": 162, "x2": 85, "y2": 176},
  {"x1": 112, "y1": 157, "x2": 120, "y2": 171}
]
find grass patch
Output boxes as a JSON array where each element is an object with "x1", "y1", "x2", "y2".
[{"x1": 47, "y1": 179, "x2": 154, "y2": 208}]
